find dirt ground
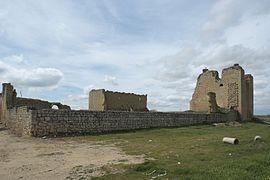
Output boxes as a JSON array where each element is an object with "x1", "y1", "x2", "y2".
[{"x1": 0, "y1": 126, "x2": 145, "y2": 180}]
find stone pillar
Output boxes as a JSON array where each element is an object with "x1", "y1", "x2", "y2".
[
  {"x1": 12, "y1": 89, "x2": 17, "y2": 107},
  {"x1": 207, "y1": 92, "x2": 218, "y2": 113},
  {"x1": 245, "y1": 75, "x2": 254, "y2": 120},
  {"x1": 0, "y1": 94, "x2": 2, "y2": 122},
  {"x1": 2, "y1": 83, "x2": 16, "y2": 109},
  {"x1": 1, "y1": 83, "x2": 16, "y2": 126}
]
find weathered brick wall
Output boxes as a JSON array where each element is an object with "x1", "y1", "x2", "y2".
[
  {"x1": 30, "y1": 110, "x2": 237, "y2": 137},
  {"x1": 5, "y1": 106, "x2": 32, "y2": 136}
]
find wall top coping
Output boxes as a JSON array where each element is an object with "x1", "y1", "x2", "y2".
[
  {"x1": 31, "y1": 109, "x2": 234, "y2": 115},
  {"x1": 90, "y1": 89, "x2": 147, "y2": 96}
]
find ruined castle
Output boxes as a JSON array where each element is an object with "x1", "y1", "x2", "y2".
[
  {"x1": 190, "y1": 64, "x2": 253, "y2": 120},
  {"x1": 0, "y1": 63, "x2": 251, "y2": 137}
]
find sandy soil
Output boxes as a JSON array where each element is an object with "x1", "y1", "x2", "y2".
[{"x1": 0, "y1": 126, "x2": 144, "y2": 180}]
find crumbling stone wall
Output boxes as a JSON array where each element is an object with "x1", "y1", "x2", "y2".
[
  {"x1": 1, "y1": 83, "x2": 16, "y2": 123},
  {"x1": 190, "y1": 64, "x2": 254, "y2": 120},
  {"x1": 245, "y1": 75, "x2": 254, "y2": 120},
  {"x1": 16, "y1": 97, "x2": 52, "y2": 109},
  {"x1": 0, "y1": 83, "x2": 70, "y2": 126},
  {"x1": 1, "y1": 85, "x2": 238, "y2": 137},
  {"x1": 0, "y1": 93, "x2": 2, "y2": 122},
  {"x1": 89, "y1": 89, "x2": 148, "y2": 112},
  {"x1": 89, "y1": 89, "x2": 106, "y2": 111},
  {"x1": 0, "y1": 81, "x2": 239, "y2": 137},
  {"x1": 1, "y1": 108, "x2": 237, "y2": 137},
  {"x1": 16, "y1": 98, "x2": 71, "y2": 110},
  {"x1": 30, "y1": 110, "x2": 237, "y2": 137},
  {"x1": 5, "y1": 106, "x2": 32, "y2": 136}
]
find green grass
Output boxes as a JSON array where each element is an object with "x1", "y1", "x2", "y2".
[
  {"x1": 256, "y1": 115, "x2": 270, "y2": 123},
  {"x1": 70, "y1": 123, "x2": 270, "y2": 180}
]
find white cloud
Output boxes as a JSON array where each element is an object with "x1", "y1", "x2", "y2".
[
  {"x1": 67, "y1": 94, "x2": 88, "y2": 102},
  {"x1": 152, "y1": 0, "x2": 270, "y2": 113},
  {"x1": 3, "y1": 54, "x2": 25, "y2": 64},
  {"x1": 65, "y1": 94, "x2": 89, "y2": 110},
  {"x1": 11, "y1": 68, "x2": 63, "y2": 87},
  {"x1": 0, "y1": 0, "x2": 269, "y2": 114},
  {"x1": 103, "y1": 75, "x2": 118, "y2": 86},
  {"x1": 225, "y1": 14, "x2": 270, "y2": 49},
  {"x1": 83, "y1": 84, "x2": 95, "y2": 94},
  {"x1": 0, "y1": 56, "x2": 63, "y2": 88},
  {"x1": 156, "y1": 46, "x2": 201, "y2": 82},
  {"x1": 200, "y1": 0, "x2": 270, "y2": 44},
  {"x1": 201, "y1": 0, "x2": 244, "y2": 43},
  {"x1": 254, "y1": 77, "x2": 269, "y2": 90},
  {"x1": 148, "y1": 93, "x2": 190, "y2": 111},
  {"x1": 0, "y1": 0, "x2": 103, "y2": 55}
]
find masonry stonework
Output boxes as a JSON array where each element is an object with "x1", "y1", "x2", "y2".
[
  {"x1": 190, "y1": 64, "x2": 253, "y2": 120},
  {"x1": 207, "y1": 92, "x2": 219, "y2": 113},
  {"x1": 28, "y1": 110, "x2": 237, "y2": 137},
  {"x1": 89, "y1": 89, "x2": 148, "y2": 112},
  {"x1": 5, "y1": 107, "x2": 32, "y2": 136},
  {"x1": 0, "y1": 83, "x2": 239, "y2": 137},
  {"x1": 0, "y1": 83, "x2": 70, "y2": 131}
]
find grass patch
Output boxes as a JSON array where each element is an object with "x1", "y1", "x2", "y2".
[
  {"x1": 77, "y1": 123, "x2": 270, "y2": 179},
  {"x1": 256, "y1": 115, "x2": 270, "y2": 123}
]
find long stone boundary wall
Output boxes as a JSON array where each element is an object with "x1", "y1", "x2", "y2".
[{"x1": 4, "y1": 108, "x2": 238, "y2": 137}]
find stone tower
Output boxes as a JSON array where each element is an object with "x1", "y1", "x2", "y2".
[
  {"x1": 190, "y1": 64, "x2": 253, "y2": 121},
  {"x1": 0, "y1": 83, "x2": 17, "y2": 123}
]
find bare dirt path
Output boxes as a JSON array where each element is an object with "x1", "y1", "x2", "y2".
[{"x1": 0, "y1": 127, "x2": 144, "y2": 180}]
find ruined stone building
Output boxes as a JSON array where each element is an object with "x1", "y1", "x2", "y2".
[
  {"x1": 190, "y1": 64, "x2": 253, "y2": 120},
  {"x1": 0, "y1": 63, "x2": 252, "y2": 137},
  {"x1": 89, "y1": 89, "x2": 148, "y2": 112},
  {"x1": 0, "y1": 83, "x2": 70, "y2": 124},
  {"x1": 0, "y1": 82, "x2": 238, "y2": 137}
]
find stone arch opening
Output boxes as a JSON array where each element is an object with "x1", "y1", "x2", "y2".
[{"x1": 51, "y1": 104, "x2": 59, "y2": 110}]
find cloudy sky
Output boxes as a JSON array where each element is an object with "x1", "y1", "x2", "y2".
[{"x1": 0, "y1": 0, "x2": 270, "y2": 114}]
